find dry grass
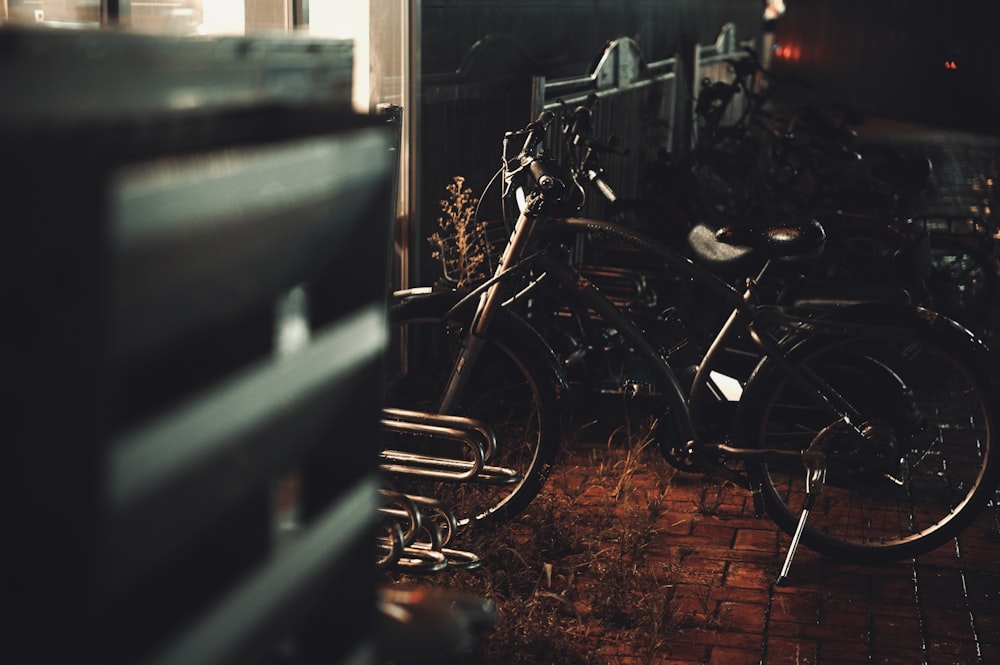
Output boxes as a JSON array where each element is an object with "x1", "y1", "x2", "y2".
[{"x1": 382, "y1": 405, "x2": 737, "y2": 664}]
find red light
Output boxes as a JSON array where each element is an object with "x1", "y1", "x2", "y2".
[
  {"x1": 944, "y1": 60, "x2": 958, "y2": 70},
  {"x1": 773, "y1": 44, "x2": 787, "y2": 59}
]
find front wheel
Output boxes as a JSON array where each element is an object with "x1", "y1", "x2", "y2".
[
  {"x1": 382, "y1": 292, "x2": 564, "y2": 528},
  {"x1": 737, "y1": 306, "x2": 1000, "y2": 562}
]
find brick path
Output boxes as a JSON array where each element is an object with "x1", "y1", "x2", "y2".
[{"x1": 546, "y1": 428, "x2": 1000, "y2": 665}]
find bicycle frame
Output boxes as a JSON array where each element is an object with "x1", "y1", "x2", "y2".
[
  {"x1": 435, "y1": 196, "x2": 957, "y2": 581},
  {"x1": 442, "y1": 196, "x2": 934, "y2": 477}
]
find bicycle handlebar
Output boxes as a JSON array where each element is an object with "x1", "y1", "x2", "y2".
[{"x1": 504, "y1": 99, "x2": 624, "y2": 208}]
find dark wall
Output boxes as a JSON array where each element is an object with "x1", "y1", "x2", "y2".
[
  {"x1": 769, "y1": 0, "x2": 1000, "y2": 133},
  {"x1": 421, "y1": 0, "x2": 762, "y2": 77}
]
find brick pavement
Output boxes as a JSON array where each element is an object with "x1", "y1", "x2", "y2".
[{"x1": 545, "y1": 430, "x2": 1000, "y2": 665}]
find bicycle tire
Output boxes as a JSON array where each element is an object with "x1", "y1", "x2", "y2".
[
  {"x1": 382, "y1": 291, "x2": 564, "y2": 528},
  {"x1": 736, "y1": 304, "x2": 1000, "y2": 562}
]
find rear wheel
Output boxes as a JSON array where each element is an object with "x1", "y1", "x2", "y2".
[
  {"x1": 737, "y1": 308, "x2": 1000, "y2": 562},
  {"x1": 382, "y1": 293, "x2": 563, "y2": 528}
]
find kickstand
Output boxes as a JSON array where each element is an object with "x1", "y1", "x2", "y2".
[{"x1": 776, "y1": 450, "x2": 827, "y2": 586}]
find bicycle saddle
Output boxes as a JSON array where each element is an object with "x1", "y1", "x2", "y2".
[{"x1": 687, "y1": 216, "x2": 826, "y2": 272}]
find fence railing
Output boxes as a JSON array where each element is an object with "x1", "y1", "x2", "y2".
[{"x1": 532, "y1": 37, "x2": 679, "y2": 216}]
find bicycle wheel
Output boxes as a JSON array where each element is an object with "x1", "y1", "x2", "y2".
[
  {"x1": 382, "y1": 292, "x2": 563, "y2": 528},
  {"x1": 737, "y1": 305, "x2": 1000, "y2": 562}
]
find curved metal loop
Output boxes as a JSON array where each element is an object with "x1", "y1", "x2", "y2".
[
  {"x1": 378, "y1": 488, "x2": 423, "y2": 546},
  {"x1": 375, "y1": 520, "x2": 405, "y2": 570},
  {"x1": 381, "y1": 410, "x2": 493, "y2": 481}
]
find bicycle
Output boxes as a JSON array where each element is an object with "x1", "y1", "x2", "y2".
[{"x1": 382, "y1": 110, "x2": 1000, "y2": 583}]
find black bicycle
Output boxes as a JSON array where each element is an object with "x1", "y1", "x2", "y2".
[{"x1": 382, "y1": 110, "x2": 1000, "y2": 582}]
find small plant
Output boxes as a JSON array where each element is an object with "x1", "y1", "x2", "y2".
[{"x1": 428, "y1": 176, "x2": 494, "y2": 289}]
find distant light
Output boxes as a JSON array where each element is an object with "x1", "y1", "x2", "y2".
[
  {"x1": 945, "y1": 60, "x2": 958, "y2": 70},
  {"x1": 772, "y1": 45, "x2": 802, "y2": 62}
]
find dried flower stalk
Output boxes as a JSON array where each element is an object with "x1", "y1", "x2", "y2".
[{"x1": 428, "y1": 176, "x2": 493, "y2": 289}]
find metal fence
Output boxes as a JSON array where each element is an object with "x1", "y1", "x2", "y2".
[
  {"x1": 531, "y1": 36, "x2": 678, "y2": 219},
  {"x1": 413, "y1": 25, "x2": 756, "y2": 286}
]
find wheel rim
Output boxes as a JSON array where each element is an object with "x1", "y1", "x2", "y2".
[{"x1": 383, "y1": 311, "x2": 548, "y2": 527}]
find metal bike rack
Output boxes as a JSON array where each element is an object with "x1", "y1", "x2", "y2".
[
  {"x1": 380, "y1": 408, "x2": 520, "y2": 485},
  {"x1": 376, "y1": 489, "x2": 482, "y2": 573}
]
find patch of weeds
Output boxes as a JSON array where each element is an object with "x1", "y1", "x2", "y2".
[{"x1": 382, "y1": 404, "x2": 735, "y2": 663}]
